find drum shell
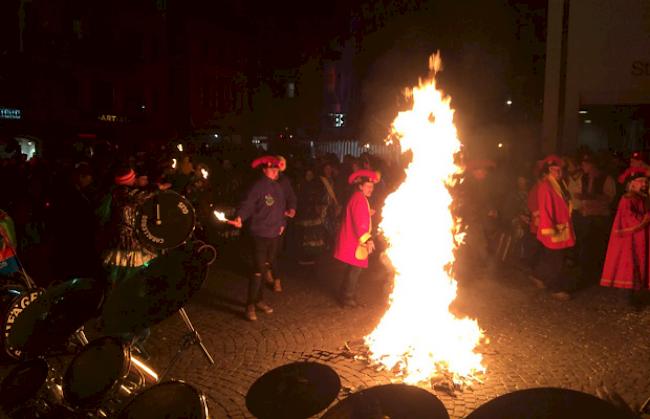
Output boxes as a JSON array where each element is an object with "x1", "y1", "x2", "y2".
[
  {"x1": 117, "y1": 380, "x2": 210, "y2": 419},
  {"x1": 0, "y1": 286, "x2": 42, "y2": 360},
  {"x1": 62, "y1": 337, "x2": 159, "y2": 412},
  {"x1": 0, "y1": 358, "x2": 66, "y2": 418}
]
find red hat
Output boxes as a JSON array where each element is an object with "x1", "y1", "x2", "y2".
[
  {"x1": 348, "y1": 169, "x2": 379, "y2": 185},
  {"x1": 251, "y1": 155, "x2": 280, "y2": 169},
  {"x1": 114, "y1": 169, "x2": 136, "y2": 185},
  {"x1": 541, "y1": 154, "x2": 564, "y2": 167},
  {"x1": 617, "y1": 167, "x2": 649, "y2": 184},
  {"x1": 631, "y1": 151, "x2": 646, "y2": 162}
]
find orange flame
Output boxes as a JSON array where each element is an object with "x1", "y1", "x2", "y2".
[{"x1": 365, "y1": 52, "x2": 485, "y2": 385}]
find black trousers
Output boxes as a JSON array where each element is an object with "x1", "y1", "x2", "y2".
[
  {"x1": 247, "y1": 236, "x2": 280, "y2": 305},
  {"x1": 339, "y1": 264, "x2": 363, "y2": 303},
  {"x1": 535, "y1": 246, "x2": 571, "y2": 292}
]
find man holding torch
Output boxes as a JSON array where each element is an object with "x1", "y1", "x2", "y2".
[{"x1": 228, "y1": 156, "x2": 286, "y2": 321}]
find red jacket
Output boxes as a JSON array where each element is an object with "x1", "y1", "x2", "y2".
[
  {"x1": 334, "y1": 191, "x2": 372, "y2": 268},
  {"x1": 536, "y1": 176, "x2": 575, "y2": 249},
  {"x1": 601, "y1": 193, "x2": 649, "y2": 290}
]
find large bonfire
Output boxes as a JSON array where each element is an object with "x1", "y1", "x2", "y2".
[{"x1": 364, "y1": 53, "x2": 485, "y2": 385}]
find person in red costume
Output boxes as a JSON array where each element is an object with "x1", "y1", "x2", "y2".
[
  {"x1": 334, "y1": 169, "x2": 379, "y2": 307},
  {"x1": 601, "y1": 166, "x2": 650, "y2": 310},
  {"x1": 533, "y1": 155, "x2": 576, "y2": 301}
]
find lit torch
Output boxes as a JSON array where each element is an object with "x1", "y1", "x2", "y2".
[
  {"x1": 201, "y1": 168, "x2": 209, "y2": 179},
  {"x1": 177, "y1": 143, "x2": 183, "y2": 152},
  {"x1": 364, "y1": 52, "x2": 485, "y2": 386},
  {"x1": 213, "y1": 210, "x2": 228, "y2": 222},
  {"x1": 171, "y1": 158, "x2": 177, "y2": 169}
]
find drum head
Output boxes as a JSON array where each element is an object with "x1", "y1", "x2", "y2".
[
  {"x1": 1, "y1": 288, "x2": 42, "y2": 360},
  {"x1": 101, "y1": 243, "x2": 209, "y2": 337},
  {"x1": 7, "y1": 278, "x2": 104, "y2": 357},
  {"x1": 117, "y1": 381, "x2": 208, "y2": 419},
  {"x1": 246, "y1": 362, "x2": 341, "y2": 419},
  {"x1": 321, "y1": 383, "x2": 449, "y2": 419},
  {"x1": 0, "y1": 358, "x2": 49, "y2": 410},
  {"x1": 135, "y1": 190, "x2": 195, "y2": 251},
  {"x1": 63, "y1": 337, "x2": 128, "y2": 408},
  {"x1": 465, "y1": 387, "x2": 637, "y2": 419}
]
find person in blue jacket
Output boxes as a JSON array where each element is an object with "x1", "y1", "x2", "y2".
[{"x1": 230, "y1": 156, "x2": 287, "y2": 321}]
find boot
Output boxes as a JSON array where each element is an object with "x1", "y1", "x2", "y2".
[
  {"x1": 273, "y1": 278, "x2": 282, "y2": 292},
  {"x1": 264, "y1": 270, "x2": 274, "y2": 285},
  {"x1": 246, "y1": 304, "x2": 257, "y2": 321},
  {"x1": 256, "y1": 301, "x2": 274, "y2": 314}
]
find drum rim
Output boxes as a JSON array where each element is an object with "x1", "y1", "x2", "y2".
[
  {"x1": 134, "y1": 190, "x2": 197, "y2": 251},
  {"x1": 117, "y1": 380, "x2": 208, "y2": 418},
  {"x1": 63, "y1": 336, "x2": 131, "y2": 407}
]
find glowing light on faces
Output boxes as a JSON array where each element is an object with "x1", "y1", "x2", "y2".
[{"x1": 365, "y1": 52, "x2": 486, "y2": 385}]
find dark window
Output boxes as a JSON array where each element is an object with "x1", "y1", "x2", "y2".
[{"x1": 92, "y1": 81, "x2": 113, "y2": 113}]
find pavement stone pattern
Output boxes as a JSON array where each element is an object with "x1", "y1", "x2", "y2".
[{"x1": 1, "y1": 257, "x2": 650, "y2": 418}]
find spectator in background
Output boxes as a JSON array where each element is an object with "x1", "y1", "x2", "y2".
[
  {"x1": 601, "y1": 167, "x2": 649, "y2": 310},
  {"x1": 456, "y1": 159, "x2": 500, "y2": 279},
  {"x1": 50, "y1": 162, "x2": 99, "y2": 281},
  {"x1": 295, "y1": 168, "x2": 327, "y2": 265},
  {"x1": 574, "y1": 154, "x2": 616, "y2": 285},
  {"x1": 532, "y1": 155, "x2": 575, "y2": 301}
]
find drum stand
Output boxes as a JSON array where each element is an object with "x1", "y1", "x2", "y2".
[{"x1": 162, "y1": 308, "x2": 215, "y2": 380}]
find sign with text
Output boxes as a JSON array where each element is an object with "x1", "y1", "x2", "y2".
[{"x1": 0, "y1": 108, "x2": 21, "y2": 120}]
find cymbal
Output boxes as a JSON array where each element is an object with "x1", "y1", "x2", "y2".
[
  {"x1": 466, "y1": 387, "x2": 637, "y2": 419},
  {"x1": 7, "y1": 278, "x2": 104, "y2": 357},
  {"x1": 321, "y1": 383, "x2": 449, "y2": 419},
  {"x1": 246, "y1": 362, "x2": 341, "y2": 419},
  {"x1": 101, "y1": 243, "x2": 210, "y2": 337}
]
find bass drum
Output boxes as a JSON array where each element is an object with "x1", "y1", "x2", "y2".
[
  {"x1": 116, "y1": 381, "x2": 209, "y2": 419},
  {"x1": 135, "y1": 190, "x2": 196, "y2": 251},
  {"x1": 0, "y1": 284, "x2": 42, "y2": 360},
  {"x1": 0, "y1": 358, "x2": 72, "y2": 418}
]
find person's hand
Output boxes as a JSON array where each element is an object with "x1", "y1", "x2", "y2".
[
  {"x1": 366, "y1": 240, "x2": 375, "y2": 254},
  {"x1": 284, "y1": 209, "x2": 296, "y2": 218},
  {"x1": 228, "y1": 216, "x2": 242, "y2": 228},
  {"x1": 279, "y1": 226, "x2": 285, "y2": 235}
]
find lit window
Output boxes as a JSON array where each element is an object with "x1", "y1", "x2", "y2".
[{"x1": 329, "y1": 113, "x2": 345, "y2": 128}]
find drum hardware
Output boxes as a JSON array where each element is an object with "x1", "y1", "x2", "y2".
[
  {"x1": 0, "y1": 358, "x2": 73, "y2": 418},
  {"x1": 161, "y1": 307, "x2": 215, "y2": 381}
]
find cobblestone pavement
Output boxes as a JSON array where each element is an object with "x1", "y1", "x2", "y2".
[{"x1": 2, "y1": 256, "x2": 650, "y2": 418}]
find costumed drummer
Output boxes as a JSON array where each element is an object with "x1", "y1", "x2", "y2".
[
  {"x1": 0, "y1": 209, "x2": 19, "y2": 277},
  {"x1": 600, "y1": 167, "x2": 650, "y2": 309},
  {"x1": 229, "y1": 156, "x2": 286, "y2": 321},
  {"x1": 101, "y1": 166, "x2": 158, "y2": 287},
  {"x1": 334, "y1": 169, "x2": 379, "y2": 308}
]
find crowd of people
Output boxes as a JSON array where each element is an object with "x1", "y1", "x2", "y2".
[
  {"x1": 1, "y1": 136, "x2": 649, "y2": 330},
  {"x1": 459, "y1": 149, "x2": 650, "y2": 310}
]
